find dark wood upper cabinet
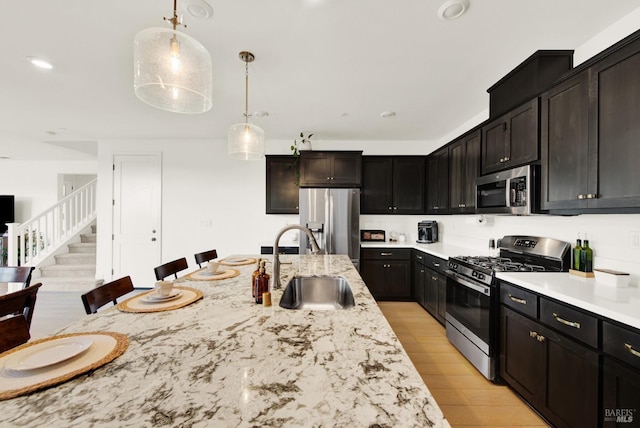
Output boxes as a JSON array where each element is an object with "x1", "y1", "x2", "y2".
[
  {"x1": 265, "y1": 155, "x2": 299, "y2": 214},
  {"x1": 481, "y1": 98, "x2": 539, "y2": 175},
  {"x1": 361, "y1": 156, "x2": 425, "y2": 214},
  {"x1": 426, "y1": 147, "x2": 449, "y2": 214},
  {"x1": 449, "y1": 130, "x2": 480, "y2": 213},
  {"x1": 299, "y1": 151, "x2": 362, "y2": 187},
  {"x1": 541, "y1": 32, "x2": 640, "y2": 212},
  {"x1": 540, "y1": 72, "x2": 590, "y2": 211}
]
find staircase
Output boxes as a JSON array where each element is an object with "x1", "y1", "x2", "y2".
[{"x1": 37, "y1": 225, "x2": 103, "y2": 292}]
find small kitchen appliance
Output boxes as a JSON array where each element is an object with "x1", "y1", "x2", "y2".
[
  {"x1": 417, "y1": 221, "x2": 438, "y2": 244},
  {"x1": 445, "y1": 235, "x2": 570, "y2": 381}
]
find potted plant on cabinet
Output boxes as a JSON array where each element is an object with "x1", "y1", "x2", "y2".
[{"x1": 290, "y1": 132, "x2": 313, "y2": 186}]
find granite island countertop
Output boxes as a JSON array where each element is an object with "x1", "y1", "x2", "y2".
[{"x1": 0, "y1": 254, "x2": 450, "y2": 427}]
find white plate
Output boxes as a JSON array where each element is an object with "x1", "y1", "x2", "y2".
[
  {"x1": 141, "y1": 290, "x2": 182, "y2": 303},
  {"x1": 226, "y1": 257, "x2": 247, "y2": 263},
  {"x1": 4, "y1": 336, "x2": 94, "y2": 372}
]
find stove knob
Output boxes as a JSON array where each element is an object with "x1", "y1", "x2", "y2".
[
  {"x1": 478, "y1": 273, "x2": 485, "y2": 280},
  {"x1": 472, "y1": 271, "x2": 478, "y2": 278}
]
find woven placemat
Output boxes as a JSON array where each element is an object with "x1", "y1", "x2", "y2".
[
  {"x1": 117, "y1": 286, "x2": 203, "y2": 313},
  {"x1": 0, "y1": 331, "x2": 128, "y2": 401},
  {"x1": 186, "y1": 268, "x2": 240, "y2": 281},
  {"x1": 219, "y1": 257, "x2": 257, "y2": 266}
]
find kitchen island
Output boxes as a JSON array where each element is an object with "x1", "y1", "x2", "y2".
[{"x1": 0, "y1": 255, "x2": 449, "y2": 427}]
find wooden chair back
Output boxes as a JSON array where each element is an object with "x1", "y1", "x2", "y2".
[
  {"x1": 194, "y1": 249, "x2": 218, "y2": 268},
  {"x1": 154, "y1": 257, "x2": 188, "y2": 280},
  {"x1": 0, "y1": 282, "x2": 42, "y2": 331},
  {"x1": 0, "y1": 314, "x2": 31, "y2": 353},
  {"x1": 0, "y1": 266, "x2": 35, "y2": 288},
  {"x1": 81, "y1": 276, "x2": 135, "y2": 314}
]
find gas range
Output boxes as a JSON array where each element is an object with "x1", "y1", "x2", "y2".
[
  {"x1": 448, "y1": 235, "x2": 571, "y2": 286},
  {"x1": 444, "y1": 235, "x2": 571, "y2": 382}
]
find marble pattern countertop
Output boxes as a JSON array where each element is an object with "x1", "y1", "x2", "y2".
[{"x1": 0, "y1": 255, "x2": 449, "y2": 428}]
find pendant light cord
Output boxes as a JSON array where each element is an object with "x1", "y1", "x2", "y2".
[{"x1": 244, "y1": 59, "x2": 250, "y2": 122}]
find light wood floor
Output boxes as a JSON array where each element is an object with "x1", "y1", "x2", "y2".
[{"x1": 378, "y1": 301, "x2": 549, "y2": 427}]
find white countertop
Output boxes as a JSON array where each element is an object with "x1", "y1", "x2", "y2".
[
  {"x1": 497, "y1": 271, "x2": 640, "y2": 330},
  {"x1": 360, "y1": 241, "x2": 482, "y2": 260},
  {"x1": 361, "y1": 241, "x2": 640, "y2": 330},
  {"x1": 0, "y1": 255, "x2": 449, "y2": 427}
]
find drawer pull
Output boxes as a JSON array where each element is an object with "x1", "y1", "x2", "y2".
[
  {"x1": 625, "y1": 343, "x2": 640, "y2": 358},
  {"x1": 380, "y1": 252, "x2": 393, "y2": 256},
  {"x1": 416, "y1": 255, "x2": 423, "y2": 260},
  {"x1": 553, "y1": 313, "x2": 581, "y2": 329},
  {"x1": 529, "y1": 331, "x2": 538, "y2": 338},
  {"x1": 433, "y1": 263, "x2": 440, "y2": 268},
  {"x1": 508, "y1": 294, "x2": 527, "y2": 305},
  {"x1": 537, "y1": 335, "x2": 546, "y2": 343}
]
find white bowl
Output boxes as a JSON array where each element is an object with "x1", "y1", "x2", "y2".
[{"x1": 593, "y1": 269, "x2": 630, "y2": 288}]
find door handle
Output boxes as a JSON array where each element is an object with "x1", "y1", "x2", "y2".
[{"x1": 151, "y1": 237, "x2": 157, "y2": 242}]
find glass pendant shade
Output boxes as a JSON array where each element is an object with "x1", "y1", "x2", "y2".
[
  {"x1": 134, "y1": 27, "x2": 212, "y2": 114},
  {"x1": 228, "y1": 122, "x2": 265, "y2": 160}
]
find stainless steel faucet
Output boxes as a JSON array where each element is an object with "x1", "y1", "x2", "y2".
[{"x1": 273, "y1": 224, "x2": 321, "y2": 289}]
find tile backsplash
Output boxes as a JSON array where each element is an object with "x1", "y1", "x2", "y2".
[{"x1": 361, "y1": 213, "x2": 640, "y2": 286}]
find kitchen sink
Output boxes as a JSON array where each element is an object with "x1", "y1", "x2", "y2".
[{"x1": 279, "y1": 276, "x2": 355, "y2": 310}]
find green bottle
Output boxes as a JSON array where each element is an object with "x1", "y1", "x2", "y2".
[
  {"x1": 581, "y1": 238, "x2": 593, "y2": 273},
  {"x1": 573, "y1": 235, "x2": 582, "y2": 271}
]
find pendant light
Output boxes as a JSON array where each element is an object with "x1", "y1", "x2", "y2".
[
  {"x1": 228, "y1": 51, "x2": 265, "y2": 160},
  {"x1": 133, "y1": 0, "x2": 212, "y2": 114}
]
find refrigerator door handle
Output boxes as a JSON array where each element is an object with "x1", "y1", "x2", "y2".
[{"x1": 326, "y1": 192, "x2": 334, "y2": 254}]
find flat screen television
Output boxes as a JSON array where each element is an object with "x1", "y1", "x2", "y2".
[{"x1": 0, "y1": 195, "x2": 15, "y2": 234}]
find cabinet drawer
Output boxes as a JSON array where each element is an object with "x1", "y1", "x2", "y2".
[
  {"x1": 361, "y1": 248, "x2": 410, "y2": 260},
  {"x1": 540, "y1": 298, "x2": 598, "y2": 348},
  {"x1": 500, "y1": 282, "x2": 538, "y2": 318},
  {"x1": 604, "y1": 321, "x2": 640, "y2": 370}
]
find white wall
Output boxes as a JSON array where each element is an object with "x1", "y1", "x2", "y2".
[{"x1": 0, "y1": 160, "x2": 96, "y2": 222}]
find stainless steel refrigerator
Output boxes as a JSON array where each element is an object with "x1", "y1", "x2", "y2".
[{"x1": 299, "y1": 188, "x2": 360, "y2": 268}]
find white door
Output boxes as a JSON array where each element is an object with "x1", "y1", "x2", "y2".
[{"x1": 112, "y1": 154, "x2": 162, "y2": 287}]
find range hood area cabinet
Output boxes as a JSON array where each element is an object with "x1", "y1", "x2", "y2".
[
  {"x1": 541, "y1": 31, "x2": 640, "y2": 213},
  {"x1": 449, "y1": 129, "x2": 481, "y2": 214},
  {"x1": 481, "y1": 98, "x2": 539, "y2": 175},
  {"x1": 299, "y1": 151, "x2": 362, "y2": 188},
  {"x1": 361, "y1": 156, "x2": 425, "y2": 214}
]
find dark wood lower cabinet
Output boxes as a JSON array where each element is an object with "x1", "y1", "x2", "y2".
[
  {"x1": 412, "y1": 250, "x2": 446, "y2": 325},
  {"x1": 500, "y1": 306, "x2": 598, "y2": 428},
  {"x1": 360, "y1": 249, "x2": 410, "y2": 300},
  {"x1": 603, "y1": 358, "x2": 640, "y2": 427}
]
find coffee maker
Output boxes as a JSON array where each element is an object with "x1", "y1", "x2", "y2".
[{"x1": 417, "y1": 221, "x2": 438, "y2": 243}]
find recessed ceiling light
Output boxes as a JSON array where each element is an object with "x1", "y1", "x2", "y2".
[
  {"x1": 380, "y1": 111, "x2": 396, "y2": 118},
  {"x1": 438, "y1": 0, "x2": 470, "y2": 20},
  {"x1": 27, "y1": 56, "x2": 54, "y2": 70},
  {"x1": 183, "y1": 0, "x2": 213, "y2": 19}
]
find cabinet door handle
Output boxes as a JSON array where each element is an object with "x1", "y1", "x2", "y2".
[
  {"x1": 625, "y1": 343, "x2": 640, "y2": 358},
  {"x1": 433, "y1": 263, "x2": 440, "y2": 268},
  {"x1": 537, "y1": 335, "x2": 546, "y2": 342},
  {"x1": 380, "y1": 252, "x2": 393, "y2": 256},
  {"x1": 586, "y1": 193, "x2": 598, "y2": 199},
  {"x1": 529, "y1": 331, "x2": 538, "y2": 338},
  {"x1": 508, "y1": 294, "x2": 527, "y2": 305},
  {"x1": 500, "y1": 158, "x2": 505, "y2": 163},
  {"x1": 577, "y1": 194, "x2": 586, "y2": 200},
  {"x1": 504, "y1": 156, "x2": 509, "y2": 162},
  {"x1": 420, "y1": 269, "x2": 425, "y2": 273},
  {"x1": 416, "y1": 255, "x2": 423, "y2": 260},
  {"x1": 553, "y1": 312, "x2": 581, "y2": 329},
  {"x1": 388, "y1": 206, "x2": 392, "y2": 210}
]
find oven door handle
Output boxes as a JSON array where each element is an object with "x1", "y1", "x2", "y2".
[{"x1": 445, "y1": 270, "x2": 491, "y2": 296}]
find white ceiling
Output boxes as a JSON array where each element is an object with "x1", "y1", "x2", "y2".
[{"x1": 2, "y1": 0, "x2": 640, "y2": 160}]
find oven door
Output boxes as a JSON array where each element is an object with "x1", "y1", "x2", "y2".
[{"x1": 445, "y1": 271, "x2": 492, "y2": 352}]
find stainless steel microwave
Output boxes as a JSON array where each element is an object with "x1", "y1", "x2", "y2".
[{"x1": 475, "y1": 165, "x2": 540, "y2": 215}]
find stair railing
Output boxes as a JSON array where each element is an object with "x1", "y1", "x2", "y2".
[{"x1": 6, "y1": 179, "x2": 97, "y2": 267}]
